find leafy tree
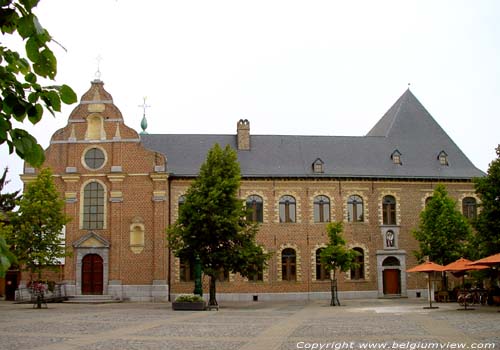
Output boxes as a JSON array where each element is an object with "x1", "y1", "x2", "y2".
[
  {"x1": 473, "y1": 145, "x2": 500, "y2": 257},
  {"x1": 9, "y1": 168, "x2": 69, "y2": 278},
  {"x1": 320, "y1": 221, "x2": 359, "y2": 306},
  {"x1": 412, "y1": 184, "x2": 473, "y2": 266},
  {"x1": 1, "y1": 0, "x2": 77, "y2": 167},
  {"x1": 0, "y1": 167, "x2": 19, "y2": 277},
  {"x1": 168, "y1": 143, "x2": 269, "y2": 307}
]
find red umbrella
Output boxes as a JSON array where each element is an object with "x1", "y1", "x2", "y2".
[
  {"x1": 443, "y1": 258, "x2": 489, "y2": 310},
  {"x1": 407, "y1": 261, "x2": 445, "y2": 309},
  {"x1": 470, "y1": 253, "x2": 500, "y2": 266}
]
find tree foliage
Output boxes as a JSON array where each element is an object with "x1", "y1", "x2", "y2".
[
  {"x1": 412, "y1": 184, "x2": 473, "y2": 265},
  {"x1": 473, "y1": 145, "x2": 500, "y2": 257},
  {"x1": 1, "y1": 0, "x2": 77, "y2": 167},
  {"x1": 168, "y1": 143, "x2": 269, "y2": 306},
  {"x1": 8, "y1": 168, "x2": 69, "y2": 277},
  {"x1": 320, "y1": 221, "x2": 359, "y2": 279},
  {"x1": 0, "y1": 167, "x2": 19, "y2": 277}
]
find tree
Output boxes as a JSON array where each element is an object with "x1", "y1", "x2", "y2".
[
  {"x1": 320, "y1": 221, "x2": 359, "y2": 306},
  {"x1": 1, "y1": 0, "x2": 77, "y2": 167},
  {"x1": 168, "y1": 143, "x2": 269, "y2": 307},
  {"x1": 473, "y1": 145, "x2": 500, "y2": 257},
  {"x1": 9, "y1": 168, "x2": 69, "y2": 278},
  {"x1": 0, "y1": 167, "x2": 19, "y2": 277},
  {"x1": 413, "y1": 184, "x2": 473, "y2": 265}
]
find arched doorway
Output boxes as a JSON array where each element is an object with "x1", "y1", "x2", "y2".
[
  {"x1": 82, "y1": 254, "x2": 103, "y2": 295},
  {"x1": 382, "y1": 256, "x2": 401, "y2": 295}
]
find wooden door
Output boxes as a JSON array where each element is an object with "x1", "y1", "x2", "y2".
[
  {"x1": 82, "y1": 254, "x2": 103, "y2": 295},
  {"x1": 383, "y1": 269, "x2": 401, "y2": 295},
  {"x1": 5, "y1": 270, "x2": 19, "y2": 301}
]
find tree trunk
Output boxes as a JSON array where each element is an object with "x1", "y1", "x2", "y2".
[{"x1": 208, "y1": 275, "x2": 218, "y2": 307}]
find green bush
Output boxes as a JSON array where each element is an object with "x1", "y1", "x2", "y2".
[{"x1": 174, "y1": 294, "x2": 204, "y2": 302}]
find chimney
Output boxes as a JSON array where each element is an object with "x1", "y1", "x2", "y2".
[{"x1": 237, "y1": 119, "x2": 250, "y2": 150}]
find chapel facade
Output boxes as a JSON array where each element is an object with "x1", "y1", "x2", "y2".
[{"x1": 18, "y1": 79, "x2": 484, "y2": 301}]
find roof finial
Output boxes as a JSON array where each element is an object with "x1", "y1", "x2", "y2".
[
  {"x1": 407, "y1": 82, "x2": 411, "y2": 90},
  {"x1": 95, "y1": 55, "x2": 103, "y2": 81},
  {"x1": 139, "y1": 96, "x2": 150, "y2": 134}
]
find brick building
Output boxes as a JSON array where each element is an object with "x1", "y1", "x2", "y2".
[{"x1": 18, "y1": 79, "x2": 483, "y2": 301}]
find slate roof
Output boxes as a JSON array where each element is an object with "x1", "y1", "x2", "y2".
[{"x1": 141, "y1": 90, "x2": 484, "y2": 180}]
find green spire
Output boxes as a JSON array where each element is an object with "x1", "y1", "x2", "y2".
[{"x1": 138, "y1": 97, "x2": 150, "y2": 134}]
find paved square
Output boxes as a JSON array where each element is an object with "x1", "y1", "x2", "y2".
[{"x1": 0, "y1": 299, "x2": 498, "y2": 350}]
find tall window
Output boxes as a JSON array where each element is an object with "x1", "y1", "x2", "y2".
[
  {"x1": 314, "y1": 195, "x2": 330, "y2": 223},
  {"x1": 350, "y1": 247, "x2": 364, "y2": 280},
  {"x1": 347, "y1": 195, "x2": 364, "y2": 222},
  {"x1": 316, "y1": 248, "x2": 329, "y2": 281},
  {"x1": 179, "y1": 258, "x2": 194, "y2": 282},
  {"x1": 178, "y1": 195, "x2": 186, "y2": 216},
  {"x1": 281, "y1": 248, "x2": 296, "y2": 281},
  {"x1": 462, "y1": 197, "x2": 477, "y2": 220},
  {"x1": 382, "y1": 195, "x2": 396, "y2": 225},
  {"x1": 246, "y1": 195, "x2": 263, "y2": 223},
  {"x1": 83, "y1": 182, "x2": 105, "y2": 229},
  {"x1": 249, "y1": 263, "x2": 264, "y2": 282},
  {"x1": 279, "y1": 195, "x2": 296, "y2": 223}
]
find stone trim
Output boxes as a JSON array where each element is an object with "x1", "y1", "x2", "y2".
[
  {"x1": 342, "y1": 189, "x2": 369, "y2": 224},
  {"x1": 241, "y1": 190, "x2": 269, "y2": 224},
  {"x1": 309, "y1": 191, "x2": 336, "y2": 223},
  {"x1": 79, "y1": 179, "x2": 108, "y2": 230},
  {"x1": 275, "y1": 191, "x2": 301, "y2": 223},
  {"x1": 311, "y1": 243, "x2": 327, "y2": 281}
]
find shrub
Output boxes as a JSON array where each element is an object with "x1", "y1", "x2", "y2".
[{"x1": 174, "y1": 294, "x2": 204, "y2": 302}]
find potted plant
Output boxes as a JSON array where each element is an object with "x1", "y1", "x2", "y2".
[{"x1": 172, "y1": 294, "x2": 206, "y2": 311}]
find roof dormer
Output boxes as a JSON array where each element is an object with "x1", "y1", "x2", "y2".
[
  {"x1": 312, "y1": 158, "x2": 324, "y2": 173},
  {"x1": 438, "y1": 150, "x2": 449, "y2": 166},
  {"x1": 391, "y1": 150, "x2": 402, "y2": 165}
]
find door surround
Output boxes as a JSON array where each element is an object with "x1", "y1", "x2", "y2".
[
  {"x1": 376, "y1": 250, "x2": 407, "y2": 297},
  {"x1": 73, "y1": 232, "x2": 110, "y2": 296}
]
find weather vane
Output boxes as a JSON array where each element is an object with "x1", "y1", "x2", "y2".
[{"x1": 95, "y1": 55, "x2": 102, "y2": 80}]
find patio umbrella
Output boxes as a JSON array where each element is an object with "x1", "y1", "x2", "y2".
[
  {"x1": 470, "y1": 252, "x2": 500, "y2": 266},
  {"x1": 443, "y1": 258, "x2": 489, "y2": 310},
  {"x1": 407, "y1": 261, "x2": 445, "y2": 309}
]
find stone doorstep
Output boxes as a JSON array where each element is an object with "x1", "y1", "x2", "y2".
[{"x1": 64, "y1": 295, "x2": 122, "y2": 304}]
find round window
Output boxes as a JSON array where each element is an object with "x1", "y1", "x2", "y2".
[{"x1": 84, "y1": 148, "x2": 105, "y2": 170}]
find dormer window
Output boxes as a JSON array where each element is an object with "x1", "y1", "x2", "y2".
[
  {"x1": 312, "y1": 158, "x2": 324, "y2": 173},
  {"x1": 438, "y1": 151, "x2": 448, "y2": 166},
  {"x1": 391, "y1": 150, "x2": 402, "y2": 165}
]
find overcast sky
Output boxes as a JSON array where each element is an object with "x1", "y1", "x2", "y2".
[{"x1": 2, "y1": 0, "x2": 499, "y2": 192}]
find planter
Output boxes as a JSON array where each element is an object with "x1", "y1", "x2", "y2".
[{"x1": 172, "y1": 301, "x2": 206, "y2": 311}]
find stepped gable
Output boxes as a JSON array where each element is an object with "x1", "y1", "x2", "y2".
[{"x1": 142, "y1": 89, "x2": 484, "y2": 180}]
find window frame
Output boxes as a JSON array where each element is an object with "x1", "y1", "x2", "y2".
[
  {"x1": 350, "y1": 247, "x2": 365, "y2": 280},
  {"x1": 315, "y1": 248, "x2": 329, "y2": 281},
  {"x1": 82, "y1": 181, "x2": 105, "y2": 230},
  {"x1": 314, "y1": 195, "x2": 330, "y2": 223},
  {"x1": 281, "y1": 248, "x2": 297, "y2": 281},
  {"x1": 347, "y1": 195, "x2": 364, "y2": 222},
  {"x1": 279, "y1": 195, "x2": 296, "y2": 223},
  {"x1": 382, "y1": 195, "x2": 397, "y2": 225},
  {"x1": 462, "y1": 197, "x2": 477, "y2": 220},
  {"x1": 246, "y1": 195, "x2": 263, "y2": 223}
]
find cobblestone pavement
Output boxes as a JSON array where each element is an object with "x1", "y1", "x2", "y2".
[{"x1": 0, "y1": 298, "x2": 498, "y2": 350}]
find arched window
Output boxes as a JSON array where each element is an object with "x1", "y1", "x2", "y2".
[
  {"x1": 279, "y1": 195, "x2": 296, "y2": 223},
  {"x1": 316, "y1": 248, "x2": 329, "y2": 281},
  {"x1": 350, "y1": 247, "x2": 364, "y2": 280},
  {"x1": 347, "y1": 195, "x2": 364, "y2": 222},
  {"x1": 462, "y1": 197, "x2": 477, "y2": 220},
  {"x1": 179, "y1": 258, "x2": 194, "y2": 282},
  {"x1": 314, "y1": 195, "x2": 330, "y2": 223},
  {"x1": 246, "y1": 195, "x2": 263, "y2": 223},
  {"x1": 425, "y1": 196, "x2": 433, "y2": 206},
  {"x1": 282, "y1": 248, "x2": 296, "y2": 281},
  {"x1": 382, "y1": 195, "x2": 396, "y2": 225},
  {"x1": 83, "y1": 182, "x2": 105, "y2": 229}
]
